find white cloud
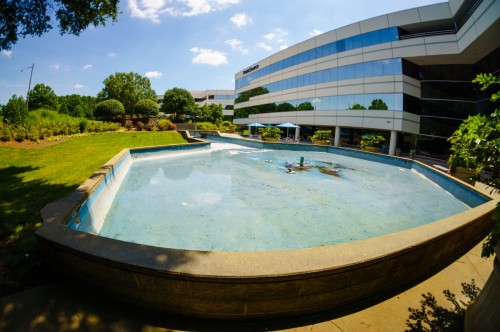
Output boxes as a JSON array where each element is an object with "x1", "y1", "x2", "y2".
[
  {"x1": 1, "y1": 50, "x2": 12, "y2": 58},
  {"x1": 83, "y1": 64, "x2": 93, "y2": 70},
  {"x1": 230, "y1": 13, "x2": 252, "y2": 27},
  {"x1": 51, "y1": 64, "x2": 60, "y2": 70},
  {"x1": 108, "y1": 52, "x2": 117, "y2": 58},
  {"x1": 145, "y1": 70, "x2": 163, "y2": 78},
  {"x1": 225, "y1": 38, "x2": 248, "y2": 54},
  {"x1": 309, "y1": 29, "x2": 323, "y2": 36},
  {"x1": 190, "y1": 47, "x2": 228, "y2": 66},
  {"x1": 259, "y1": 28, "x2": 289, "y2": 52},
  {"x1": 257, "y1": 42, "x2": 273, "y2": 52},
  {"x1": 129, "y1": 0, "x2": 240, "y2": 23},
  {"x1": 74, "y1": 84, "x2": 85, "y2": 89}
]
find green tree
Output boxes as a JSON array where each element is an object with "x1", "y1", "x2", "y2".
[
  {"x1": 368, "y1": 99, "x2": 388, "y2": 110},
  {"x1": 0, "y1": 0, "x2": 119, "y2": 51},
  {"x1": 97, "y1": 72, "x2": 157, "y2": 117},
  {"x1": 349, "y1": 103, "x2": 366, "y2": 110},
  {"x1": 94, "y1": 99, "x2": 124, "y2": 120},
  {"x1": 275, "y1": 102, "x2": 295, "y2": 112},
  {"x1": 160, "y1": 87, "x2": 196, "y2": 122},
  {"x1": 28, "y1": 83, "x2": 59, "y2": 111},
  {"x1": 208, "y1": 103, "x2": 223, "y2": 123},
  {"x1": 2, "y1": 94, "x2": 28, "y2": 125},
  {"x1": 58, "y1": 94, "x2": 95, "y2": 118},
  {"x1": 198, "y1": 104, "x2": 210, "y2": 121},
  {"x1": 134, "y1": 99, "x2": 159, "y2": 119},
  {"x1": 297, "y1": 101, "x2": 314, "y2": 111}
]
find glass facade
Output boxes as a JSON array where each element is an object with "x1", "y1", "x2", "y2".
[
  {"x1": 256, "y1": 58, "x2": 402, "y2": 94},
  {"x1": 236, "y1": 27, "x2": 399, "y2": 90}
]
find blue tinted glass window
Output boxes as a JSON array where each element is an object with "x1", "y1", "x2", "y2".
[
  {"x1": 337, "y1": 66, "x2": 347, "y2": 80},
  {"x1": 309, "y1": 48, "x2": 316, "y2": 61},
  {"x1": 373, "y1": 61, "x2": 384, "y2": 76},
  {"x1": 393, "y1": 58, "x2": 402, "y2": 74},
  {"x1": 354, "y1": 63, "x2": 364, "y2": 78},
  {"x1": 352, "y1": 35, "x2": 362, "y2": 49},
  {"x1": 336, "y1": 39, "x2": 345, "y2": 53},
  {"x1": 363, "y1": 61, "x2": 374, "y2": 77},
  {"x1": 345, "y1": 36, "x2": 354, "y2": 51},
  {"x1": 382, "y1": 59, "x2": 393, "y2": 75},
  {"x1": 390, "y1": 27, "x2": 399, "y2": 41},
  {"x1": 329, "y1": 42, "x2": 336, "y2": 55}
]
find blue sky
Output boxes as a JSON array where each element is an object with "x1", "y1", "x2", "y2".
[{"x1": 0, "y1": 0, "x2": 445, "y2": 105}]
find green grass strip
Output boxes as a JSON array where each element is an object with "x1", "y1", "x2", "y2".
[{"x1": 0, "y1": 131, "x2": 188, "y2": 295}]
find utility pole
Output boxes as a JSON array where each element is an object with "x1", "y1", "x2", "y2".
[{"x1": 21, "y1": 63, "x2": 34, "y2": 109}]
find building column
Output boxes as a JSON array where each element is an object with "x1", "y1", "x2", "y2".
[
  {"x1": 389, "y1": 130, "x2": 397, "y2": 156},
  {"x1": 334, "y1": 126, "x2": 341, "y2": 147},
  {"x1": 295, "y1": 127, "x2": 300, "y2": 142}
]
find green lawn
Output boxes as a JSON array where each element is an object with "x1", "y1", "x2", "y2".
[{"x1": 0, "y1": 131, "x2": 188, "y2": 296}]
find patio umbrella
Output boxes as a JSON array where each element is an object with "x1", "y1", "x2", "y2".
[
  {"x1": 247, "y1": 122, "x2": 265, "y2": 137},
  {"x1": 277, "y1": 123, "x2": 299, "y2": 138}
]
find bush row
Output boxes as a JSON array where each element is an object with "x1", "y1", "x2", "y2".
[
  {"x1": 0, "y1": 120, "x2": 120, "y2": 143},
  {"x1": 125, "y1": 119, "x2": 177, "y2": 131}
]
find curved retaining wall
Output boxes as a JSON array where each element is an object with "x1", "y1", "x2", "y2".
[{"x1": 36, "y1": 142, "x2": 497, "y2": 320}]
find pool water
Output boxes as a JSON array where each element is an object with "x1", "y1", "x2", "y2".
[{"x1": 96, "y1": 142, "x2": 469, "y2": 252}]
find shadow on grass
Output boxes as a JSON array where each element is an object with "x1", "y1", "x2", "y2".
[
  {"x1": 0, "y1": 165, "x2": 76, "y2": 297},
  {"x1": 405, "y1": 280, "x2": 480, "y2": 332}
]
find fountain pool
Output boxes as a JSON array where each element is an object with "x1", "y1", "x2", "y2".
[{"x1": 36, "y1": 137, "x2": 496, "y2": 319}]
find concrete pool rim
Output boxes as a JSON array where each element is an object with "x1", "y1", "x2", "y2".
[{"x1": 36, "y1": 139, "x2": 497, "y2": 319}]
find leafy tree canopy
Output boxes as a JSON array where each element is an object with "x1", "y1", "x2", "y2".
[
  {"x1": 160, "y1": 87, "x2": 196, "y2": 121},
  {"x1": 28, "y1": 83, "x2": 59, "y2": 111},
  {"x1": 349, "y1": 103, "x2": 366, "y2": 110},
  {"x1": 58, "y1": 94, "x2": 96, "y2": 119},
  {"x1": 368, "y1": 98, "x2": 388, "y2": 110},
  {"x1": 3, "y1": 94, "x2": 28, "y2": 125},
  {"x1": 297, "y1": 101, "x2": 314, "y2": 111},
  {"x1": 97, "y1": 72, "x2": 157, "y2": 116},
  {"x1": 276, "y1": 102, "x2": 295, "y2": 113},
  {"x1": 0, "y1": 0, "x2": 119, "y2": 50},
  {"x1": 235, "y1": 87, "x2": 269, "y2": 104}
]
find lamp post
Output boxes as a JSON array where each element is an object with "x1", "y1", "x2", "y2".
[{"x1": 21, "y1": 63, "x2": 34, "y2": 109}]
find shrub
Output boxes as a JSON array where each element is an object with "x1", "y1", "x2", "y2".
[
  {"x1": 312, "y1": 130, "x2": 332, "y2": 142},
  {"x1": 79, "y1": 119, "x2": 89, "y2": 133},
  {"x1": 157, "y1": 119, "x2": 176, "y2": 131},
  {"x1": 0, "y1": 125, "x2": 12, "y2": 141},
  {"x1": 134, "y1": 99, "x2": 159, "y2": 118},
  {"x1": 94, "y1": 99, "x2": 125, "y2": 120},
  {"x1": 360, "y1": 134, "x2": 385, "y2": 148},
  {"x1": 144, "y1": 119, "x2": 158, "y2": 131},
  {"x1": 136, "y1": 121, "x2": 145, "y2": 131},
  {"x1": 124, "y1": 120, "x2": 133, "y2": 130}
]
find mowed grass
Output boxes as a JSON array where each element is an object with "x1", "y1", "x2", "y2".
[{"x1": 0, "y1": 131, "x2": 188, "y2": 296}]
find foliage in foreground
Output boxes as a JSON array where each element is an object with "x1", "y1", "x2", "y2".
[
  {"x1": 0, "y1": 132, "x2": 187, "y2": 296},
  {"x1": 406, "y1": 280, "x2": 480, "y2": 331},
  {"x1": 447, "y1": 73, "x2": 500, "y2": 257}
]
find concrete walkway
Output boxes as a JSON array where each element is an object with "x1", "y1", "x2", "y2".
[{"x1": 0, "y1": 240, "x2": 494, "y2": 332}]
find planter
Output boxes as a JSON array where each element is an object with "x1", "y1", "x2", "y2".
[
  {"x1": 453, "y1": 166, "x2": 479, "y2": 186},
  {"x1": 313, "y1": 140, "x2": 329, "y2": 146},
  {"x1": 262, "y1": 137, "x2": 279, "y2": 142},
  {"x1": 464, "y1": 244, "x2": 500, "y2": 331},
  {"x1": 362, "y1": 146, "x2": 379, "y2": 153}
]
